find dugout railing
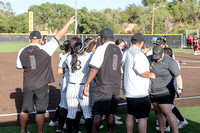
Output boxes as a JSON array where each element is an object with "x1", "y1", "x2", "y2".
[{"x1": 0, "y1": 34, "x2": 184, "y2": 48}]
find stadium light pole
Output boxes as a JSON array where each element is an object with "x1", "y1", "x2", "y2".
[{"x1": 75, "y1": 0, "x2": 77, "y2": 34}]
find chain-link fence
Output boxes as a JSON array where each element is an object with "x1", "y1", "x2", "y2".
[{"x1": 0, "y1": 34, "x2": 184, "y2": 48}]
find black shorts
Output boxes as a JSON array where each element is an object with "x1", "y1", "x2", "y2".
[
  {"x1": 150, "y1": 93, "x2": 175, "y2": 104},
  {"x1": 187, "y1": 43, "x2": 192, "y2": 46},
  {"x1": 126, "y1": 96, "x2": 151, "y2": 119},
  {"x1": 22, "y1": 84, "x2": 49, "y2": 114},
  {"x1": 93, "y1": 90, "x2": 119, "y2": 116}
]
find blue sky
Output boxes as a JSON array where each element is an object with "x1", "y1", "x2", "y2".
[{"x1": 3, "y1": 0, "x2": 143, "y2": 15}]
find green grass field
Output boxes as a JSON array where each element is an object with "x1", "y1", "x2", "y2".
[
  {"x1": 0, "y1": 106, "x2": 199, "y2": 133},
  {"x1": 0, "y1": 44, "x2": 195, "y2": 53},
  {"x1": 0, "y1": 44, "x2": 61, "y2": 52}
]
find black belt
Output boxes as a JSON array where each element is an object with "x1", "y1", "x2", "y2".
[{"x1": 69, "y1": 82, "x2": 85, "y2": 85}]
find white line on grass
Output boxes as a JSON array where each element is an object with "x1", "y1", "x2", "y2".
[{"x1": 1, "y1": 96, "x2": 200, "y2": 117}]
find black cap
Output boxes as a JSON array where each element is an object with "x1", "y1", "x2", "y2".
[
  {"x1": 155, "y1": 37, "x2": 166, "y2": 45},
  {"x1": 153, "y1": 45, "x2": 163, "y2": 60},
  {"x1": 99, "y1": 28, "x2": 114, "y2": 37},
  {"x1": 131, "y1": 33, "x2": 144, "y2": 42},
  {"x1": 29, "y1": 31, "x2": 42, "y2": 39},
  {"x1": 73, "y1": 42, "x2": 87, "y2": 54}
]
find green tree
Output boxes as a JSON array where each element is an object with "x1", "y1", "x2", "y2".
[
  {"x1": 78, "y1": 8, "x2": 123, "y2": 34},
  {"x1": 7, "y1": 13, "x2": 28, "y2": 33},
  {"x1": 125, "y1": 4, "x2": 145, "y2": 23},
  {"x1": 0, "y1": 14, "x2": 9, "y2": 32},
  {"x1": 28, "y1": 3, "x2": 75, "y2": 33},
  {"x1": 0, "y1": 1, "x2": 14, "y2": 16},
  {"x1": 0, "y1": 1, "x2": 14, "y2": 33},
  {"x1": 142, "y1": 0, "x2": 167, "y2": 6}
]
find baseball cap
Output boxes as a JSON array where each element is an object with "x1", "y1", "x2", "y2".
[
  {"x1": 153, "y1": 45, "x2": 163, "y2": 60},
  {"x1": 155, "y1": 37, "x2": 166, "y2": 45},
  {"x1": 73, "y1": 42, "x2": 87, "y2": 54},
  {"x1": 131, "y1": 33, "x2": 144, "y2": 42},
  {"x1": 29, "y1": 31, "x2": 42, "y2": 39},
  {"x1": 99, "y1": 28, "x2": 114, "y2": 37}
]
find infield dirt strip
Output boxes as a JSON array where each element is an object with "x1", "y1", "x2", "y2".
[{"x1": 0, "y1": 51, "x2": 199, "y2": 126}]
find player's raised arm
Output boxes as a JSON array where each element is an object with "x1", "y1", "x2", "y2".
[{"x1": 55, "y1": 16, "x2": 76, "y2": 41}]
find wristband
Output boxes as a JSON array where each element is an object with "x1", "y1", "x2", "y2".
[{"x1": 178, "y1": 88, "x2": 183, "y2": 92}]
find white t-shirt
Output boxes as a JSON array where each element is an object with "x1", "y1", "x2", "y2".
[{"x1": 123, "y1": 45, "x2": 150, "y2": 98}]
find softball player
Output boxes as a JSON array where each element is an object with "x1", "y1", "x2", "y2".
[{"x1": 65, "y1": 41, "x2": 93, "y2": 133}]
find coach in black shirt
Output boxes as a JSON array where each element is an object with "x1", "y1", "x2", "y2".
[
  {"x1": 16, "y1": 16, "x2": 76, "y2": 133},
  {"x1": 83, "y1": 28, "x2": 122, "y2": 133}
]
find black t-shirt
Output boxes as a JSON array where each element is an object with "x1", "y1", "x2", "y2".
[
  {"x1": 16, "y1": 37, "x2": 59, "y2": 92},
  {"x1": 89, "y1": 42, "x2": 122, "y2": 95}
]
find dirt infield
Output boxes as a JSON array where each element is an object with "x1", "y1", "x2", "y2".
[{"x1": 0, "y1": 51, "x2": 200, "y2": 126}]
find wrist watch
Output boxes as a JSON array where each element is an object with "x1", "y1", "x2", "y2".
[{"x1": 178, "y1": 88, "x2": 183, "y2": 92}]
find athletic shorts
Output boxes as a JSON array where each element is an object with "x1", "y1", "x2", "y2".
[
  {"x1": 22, "y1": 84, "x2": 49, "y2": 114},
  {"x1": 126, "y1": 96, "x2": 151, "y2": 119},
  {"x1": 187, "y1": 43, "x2": 192, "y2": 46},
  {"x1": 93, "y1": 90, "x2": 119, "y2": 116},
  {"x1": 150, "y1": 92, "x2": 175, "y2": 104}
]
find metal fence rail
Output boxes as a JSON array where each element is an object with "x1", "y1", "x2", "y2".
[{"x1": 0, "y1": 34, "x2": 184, "y2": 48}]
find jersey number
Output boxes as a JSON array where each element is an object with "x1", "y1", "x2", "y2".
[
  {"x1": 76, "y1": 60, "x2": 82, "y2": 70},
  {"x1": 113, "y1": 54, "x2": 118, "y2": 70},
  {"x1": 29, "y1": 55, "x2": 36, "y2": 69}
]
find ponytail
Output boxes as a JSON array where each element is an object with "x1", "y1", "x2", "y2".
[
  {"x1": 70, "y1": 42, "x2": 86, "y2": 73},
  {"x1": 71, "y1": 52, "x2": 78, "y2": 73}
]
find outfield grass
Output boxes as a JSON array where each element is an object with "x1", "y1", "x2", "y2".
[
  {"x1": 0, "y1": 106, "x2": 199, "y2": 133},
  {"x1": 0, "y1": 44, "x2": 28, "y2": 52},
  {"x1": 0, "y1": 44, "x2": 196, "y2": 53},
  {"x1": 173, "y1": 48, "x2": 195, "y2": 54},
  {"x1": 0, "y1": 44, "x2": 61, "y2": 52}
]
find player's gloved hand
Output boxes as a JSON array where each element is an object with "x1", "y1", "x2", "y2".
[{"x1": 83, "y1": 84, "x2": 89, "y2": 96}]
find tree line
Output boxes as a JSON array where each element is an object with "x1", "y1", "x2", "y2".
[{"x1": 0, "y1": 0, "x2": 199, "y2": 34}]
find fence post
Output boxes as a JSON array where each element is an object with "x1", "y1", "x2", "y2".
[{"x1": 181, "y1": 34, "x2": 183, "y2": 49}]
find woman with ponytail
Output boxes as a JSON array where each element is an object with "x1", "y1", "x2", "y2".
[
  {"x1": 49, "y1": 40, "x2": 72, "y2": 132},
  {"x1": 65, "y1": 41, "x2": 93, "y2": 133}
]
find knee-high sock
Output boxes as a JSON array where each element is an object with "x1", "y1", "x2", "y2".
[
  {"x1": 85, "y1": 118, "x2": 93, "y2": 133},
  {"x1": 172, "y1": 107, "x2": 184, "y2": 122},
  {"x1": 52, "y1": 106, "x2": 60, "y2": 122},
  {"x1": 73, "y1": 111, "x2": 82, "y2": 130},
  {"x1": 66, "y1": 118, "x2": 74, "y2": 133},
  {"x1": 58, "y1": 108, "x2": 68, "y2": 127}
]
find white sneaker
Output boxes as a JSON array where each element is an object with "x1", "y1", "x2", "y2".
[
  {"x1": 79, "y1": 117, "x2": 85, "y2": 124},
  {"x1": 63, "y1": 123, "x2": 66, "y2": 129},
  {"x1": 49, "y1": 120, "x2": 57, "y2": 127},
  {"x1": 99, "y1": 125, "x2": 104, "y2": 129},
  {"x1": 114, "y1": 115, "x2": 121, "y2": 120},
  {"x1": 115, "y1": 119, "x2": 123, "y2": 125},
  {"x1": 135, "y1": 119, "x2": 139, "y2": 123},
  {"x1": 155, "y1": 126, "x2": 170, "y2": 132},
  {"x1": 177, "y1": 118, "x2": 180, "y2": 124},
  {"x1": 178, "y1": 119, "x2": 189, "y2": 129},
  {"x1": 156, "y1": 119, "x2": 158, "y2": 126},
  {"x1": 102, "y1": 115, "x2": 106, "y2": 120}
]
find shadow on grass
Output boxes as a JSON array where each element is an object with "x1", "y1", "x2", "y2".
[{"x1": 0, "y1": 85, "x2": 60, "y2": 128}]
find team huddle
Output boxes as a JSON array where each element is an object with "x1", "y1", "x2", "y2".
[{"x1": 16, "y1": 16, "x2": 188, "y2": 133}]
